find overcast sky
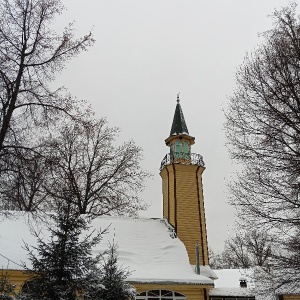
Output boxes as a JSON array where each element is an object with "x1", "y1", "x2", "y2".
[{"x1": 54, "y1": 0, "x2": 296, "y2": 252}]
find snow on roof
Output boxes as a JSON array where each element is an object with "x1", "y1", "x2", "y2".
[
  {"x1": 0, "y1": 212, "x2": 213, "y2": 285},
  {"x1": 191, "y1": 265, "x2": 218, "y2": 280},
  {"x1": 210, "y1": 269, "x2": 255, "y2": 297},
  {"x1": 210, "y1": 288, "x2": 255, "y2": 297},
  {"x1": 213, "y1": 269, "x2": 254, "y2": 288}
]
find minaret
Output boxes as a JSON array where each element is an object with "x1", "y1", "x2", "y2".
[{"x1": 160, "y1": 95, "x2": 209, "y2": 266}]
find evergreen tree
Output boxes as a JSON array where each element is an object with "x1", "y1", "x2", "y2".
[
  {"x1": 0, "y1": 270, "x2": 15, "y2": 300},
  {"x1": 96, "y1": 242, "x2": 135, "y2": 300},
  {"x1": 20, "y1": 202, "x2": 104, "y2": 300}
]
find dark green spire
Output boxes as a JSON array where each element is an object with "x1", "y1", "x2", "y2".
[{"x1": 170, "y1": 94, "x2": 189, "y2": 136}]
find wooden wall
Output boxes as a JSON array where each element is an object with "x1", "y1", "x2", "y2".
[
  {"x1": 160, "y1": 163, "x2": 209, "y2": 266},
  {"x1": 283, "y1": 295, "x2": 300, "y2": 300},
  {"x1": 3, "y1": 271, "x2": 213, "y2": 300},
  {"x1": 1, "y1": 270, "x2": 31, "y2": 294}
]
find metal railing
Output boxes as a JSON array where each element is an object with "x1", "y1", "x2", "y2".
[{"x1": 159, "y1": 152, "x2": 205, "y2": 171}]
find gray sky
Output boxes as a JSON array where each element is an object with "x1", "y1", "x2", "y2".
[{"x1": 54, "y1": 0, "x2": 294, "y2": 252}]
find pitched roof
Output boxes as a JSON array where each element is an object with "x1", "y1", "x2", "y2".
[
  {"x1": 170, "y1": 96, "x2": 189, "y2": 136},
  {"x1": 210, "y1": 269, "x2": 255, "y2": 298},
  {"x1": 0, "y1": 212, "x2": 213, "y2": 285}
]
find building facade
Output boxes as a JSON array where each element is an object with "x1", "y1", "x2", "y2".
[{"x1": 2, "y1": 95, "x2": 300, "y2": 300}]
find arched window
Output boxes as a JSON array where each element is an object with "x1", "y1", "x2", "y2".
[
  {"x1": 136, "y1": 290, "x2": 186, "y2": 300},
  {"x1": 20, "y1": 280, "x2": 35, "y2": 295}
]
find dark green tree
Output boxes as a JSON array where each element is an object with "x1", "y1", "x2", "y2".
[
  {"x1": 97, "y1": 242, "x2": 135, "y2": 300},
  {"x1": 0, "y1": 270, "x2": 16, "y2": 300},
  {"x1": 21, "y1": 202, "x2": 104, "y2": 300}
]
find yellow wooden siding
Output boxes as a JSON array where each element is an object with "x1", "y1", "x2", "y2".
[
  {"x1": 175, "y1": 166, "x2": 200, "y2": 265},
  {"x1": 283, "y1": 296, "x2": 300, "y2": 300},
  {"x1": 161, "y1": 168, "x2": 169, "y2": 219},
  {"x1": 197, "y1": 174, "x2": 209, "y2": 265},
  {"x1": 168, "y1": 167, "x2": 175, "y2": 227},
  {"x1": 161, "y1": 165, "x2": 175, "y2": 228},
  {"x1": 161, "y1": 163, "x2": 209, "y2": 266},
  {"x1": 4, "y1": 270, "x2": 212, "y2": 300},
  {"x1": 1, "y1": 270, "x2": 31, "y2": 294},
  {"x1": 135, "y1": 283, "x2": 212, "y2": 300}
]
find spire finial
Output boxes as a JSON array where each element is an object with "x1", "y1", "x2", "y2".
[{"x1": 177, "y1": 92, "x2": 180, "y2": 103}]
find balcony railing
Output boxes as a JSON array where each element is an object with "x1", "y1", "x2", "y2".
[{"x1": 159, "y1": 152, "x2": 205, "y2": 171}]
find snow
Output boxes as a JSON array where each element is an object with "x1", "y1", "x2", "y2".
[
  {"x1": 0, "y1": 212, "x2": 213, "y2": 285},
  {"x1": 211, "y1": 268, "x2": 300, "y2": 299},
  {"x1": 210, "y1": 287, "x2": 255, "y2": 297},
  {"x1": 213, "y1": 269, "x2": 254, "y2": 288},
  {"x1": 190, "y1": 265, "x2": 218, "y2": 279},
  {"x1": 210, "y1": 269, "x2": 255, "y2": 297},
  {"x1": 90, "y1": 217, "x2": 213, "y2": 284}
]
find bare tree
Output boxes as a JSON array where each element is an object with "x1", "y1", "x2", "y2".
[
  {"x1": 208, "y1": 248, "x2": 226, "y2": 269},
  {"x1": 222, "y1": 230, "x2": 272, "y2": 269},
  {"x1": 250, "y1": 229, "x2": 300, "y2": 296},
  {"x1": 225, "y1": 3, "x2": 300, "y2": 230},
  {"x1": 209, "y1": 230, "x2": 273, "y2": 269},
  {"x1": 0, "y1": 119, "x2": 149, "y2": 216},
  {"x1": 225, "y1": 2, "x2": 300, "y2": 290},
  {"x1": 223, "y1": 233, "x2": 251, "y2": 269},
  {"x1": 43, "y1": 119, "x2": 149, "y2": 216},
  {"x1": 0, "y1": 149, "x2": 51, "y2": 211},
  {"x1": 245, "y1": 230, "x2": 273, "y2": 267},
  {"x1": 0, "y1": 0, "x2": 93, "y2": 161}
]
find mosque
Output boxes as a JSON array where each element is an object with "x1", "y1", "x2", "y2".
[{"x1": 0, "y1": 96, "x2": 299, "y2": 300}]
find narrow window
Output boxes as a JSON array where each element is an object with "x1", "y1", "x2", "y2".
[
  {"x1": 183, "y1": 141, "x2": 190, "y2": 160},
  {"x1": 175, "y1": 140, "x2": 182, "y2": 159}
]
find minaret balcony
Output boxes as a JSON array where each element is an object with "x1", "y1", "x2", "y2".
[{"x1": 160, "y1": 152, "x2": 205, "y2": 171}]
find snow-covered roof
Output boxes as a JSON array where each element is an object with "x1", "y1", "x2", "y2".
[
  {"x1": 210, "y1": 269, "x2": 255, "y2": 297},
  {"x1": 213, "y1": 269, "x2": 255, "y2": 288},
  {"x1": 191, "y1": 265, "x2": 218, "y2": 280},
  {"x1": 0, "y1": 212, "x2": 213, "y2": 285},
  {"x1": 210, "y1": 288, "x2": 255, "y2": 297}
]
